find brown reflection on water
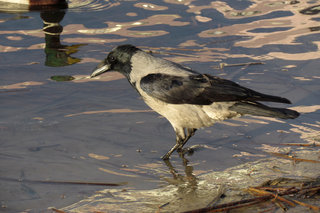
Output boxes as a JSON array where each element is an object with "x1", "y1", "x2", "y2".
[
  {"x1": 1, "y1": 1, "x2": 319, "y2": 64},
  {"x1": 198, "y1": 1, "x2": 320, "y2": 56},
  {"x1": 65, "y1": 108, "x2": 153, "y2": 118},
  {"x1": 0, "y1": 81, "x2": 44, "y2": 89},
  {"x1": 73, "y1": 14, "x2": 189, "y2": 37},
  {"x1": 192, "y1": 1, "x2": 300, "y2": 19},
  {"x1": 134, "y1": 2, "x2": 168, "y2": 11},
  {"x1": 164, "y1": 0, "x2": 195, "y2": 5}
]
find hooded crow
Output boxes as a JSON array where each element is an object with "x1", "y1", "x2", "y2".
[{"x1": 90, "y1": 44, "x2": 300, "y2": 160}]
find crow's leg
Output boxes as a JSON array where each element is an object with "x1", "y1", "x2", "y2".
[
  {"x1": 177, "y1": 128, "x2": 197, "y2": 150},
  {"x1": 161, "y1": 142, "x2": 180, "y2": 160},
  {"x1": 161, "y1": 127, "x2": 186, "y2": 160}
]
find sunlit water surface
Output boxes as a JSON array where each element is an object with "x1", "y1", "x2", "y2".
[{"x1": 0, "y1": 0, "x2": 319, "y2": 212}]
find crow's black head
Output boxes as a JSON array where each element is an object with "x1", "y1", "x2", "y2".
[{"x1": 90, "y1": 44, "x2": 140, "y2": 78}]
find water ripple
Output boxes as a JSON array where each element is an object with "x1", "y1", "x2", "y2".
[{"x1": 68, "y1": 0, "x2": 119, "y2": 12}]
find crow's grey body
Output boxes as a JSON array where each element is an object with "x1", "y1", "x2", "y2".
[{"x1": 91, "y1": 44, "x2": 299, "y2": 159}]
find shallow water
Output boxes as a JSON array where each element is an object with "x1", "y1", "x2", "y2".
[{"x1": 0, "y1": 0, "x2": 319, "y2": 212}]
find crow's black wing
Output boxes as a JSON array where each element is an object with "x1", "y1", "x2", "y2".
[
  {"x1": 140, "y1": 73, "x2": 211, "y2": 104},
  {"x1": 140, "y1": 73, "x2": 291, "y2": 105}
]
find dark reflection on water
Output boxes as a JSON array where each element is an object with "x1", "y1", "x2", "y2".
[
  {"x1": 0, "y1": 2, "x2": 85, "y2": 68},
  {"x1": 0, "y1": 0, "x2": 117, "y2": 12},
  {"x1": 0, "y1": 1, "x2": 67, "y2": 12},
  {"x1": 41, "y1": 10, "x2": 84, "y2": 67},
  {"x1": 300, "y1": 4, "x2": 320, "y2": 15},
  {"x1": 50, "y1": 75, "x2": 75, "y2": 81},
  {"x1": 164, "y1": 155, "x2": 197, "y2": 187},
  {"x1": 0, "y1": 0, "x2": 319, "y2": 212}
]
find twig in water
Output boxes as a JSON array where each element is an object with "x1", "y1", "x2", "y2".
[
  {"x1": 248, "y1": 187, "x2": 296, "y2": 207},
  {"x1": 212, "y1": 62, "x2": 265, "y2": 69},
  {"x1": 182, "y1": 183, "x2": 320, "y2": 212},
  {"x1": 292, "y1": 199, "x2": 320, "y2": 211},
  {"x1": 139, "y1": 46, "x2": 205, "y2": 52},
  {"x1": 183, "y1": 196, "x2": 272, "y2": 213},
  {"x1": 268, "y1": 152, "x2": 320, "y2": 164},
  {"x1": 35, "y1": 179, "x2": 127, "y2": 186},
  {"x1": 281, "y1": 143, "x2": 320, "y2": 147},
  {"x1": 0, "y1": 177, "x2": 126, "y2": 186},
  {"x1": 51, "y1": 208, "x2": 67, "y2": 213},
  {"x1": 147, "y1": 50, "x2": 200, "y2": 58}
]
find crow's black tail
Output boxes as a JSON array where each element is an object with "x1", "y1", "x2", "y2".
[{"x1": 230, "y1": 101, "x2": 300, "y2": 119}]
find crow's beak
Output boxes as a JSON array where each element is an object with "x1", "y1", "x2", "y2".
[{"x1": 90, "y1": 62, "x2": 111, "y2": 78}]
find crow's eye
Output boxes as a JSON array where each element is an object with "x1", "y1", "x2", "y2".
[{"x1": 109, "y1": 56, "x2": 116, "y2": 62}]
